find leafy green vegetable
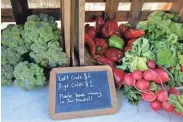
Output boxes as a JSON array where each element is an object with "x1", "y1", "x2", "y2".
[
  {"x1": 137, "y1": 10, "x2": 183, "y2": 87},
  {"x1": 2, "y1": 24, "x2": 31, "y2": 55},
  {"x1": 117, "y1": 37, "x2": 154, "y2": 72},
  {"x1": 13, "y1": 61, "x2": 46, "y2": 91},
  {"x1": 124, "y1": 85, "x2": 141, "y2": 105},
  {"x1": 30, "y1": 41, "x2": 68, "y2": 68},
  {"x1": 22, "y1": 14, "x2": 68, "y2": 68},
  {"x1": 1, "y1": 47, "x2": 22, "y2": 86},
  {"x1": 149, "y1": 82, "x2": 159, "y2": 92},
  {"x1": 169, "y1": 94, "x2": 183, "y2": 113},
  {"x1": 156, "y1": 48, "x2": 174, "y2": 66}
]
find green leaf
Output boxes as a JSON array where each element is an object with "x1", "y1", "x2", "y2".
[
  {"x1": 169, "y1": 94, "x2": 183, "y2": 113},
  {"x1": 137, "y1": 57, "x2": 148, "y2": 71},
  {"x1": 156, "y1": 48, "x2": 174, "y2": 66},
  {"x1": 178, "y1": 95, "x2": 183, "y2": 106},
  {"x1": 149, "y1": 82, "x2": 158, "y2": 91}
]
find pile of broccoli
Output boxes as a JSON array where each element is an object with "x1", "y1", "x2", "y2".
[{"x1": 1, "y1": 14, "x2": 68, "y2": 90}]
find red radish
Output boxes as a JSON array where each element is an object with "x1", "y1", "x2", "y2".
[
  {"x1": 151, "y1": 99, "x2": 162, "y2": 111},
  {"x1": 154, "y1": 69, "x2": 170, "y2": 84},
  {"x1": 128, "y1": 38, "x2": 137, "y2": 45},
  {"x1": 141, "y1": 90, "x2": 156, "y2": 101},
  {"x1": 132, "y1": 70, "x2": 143, "y2": 80},
  {"x1": 168, "y1": 87, "x2": 180, "y2": 96},
  {"x1": 124, "y1": 73, "x2": 134, "y2": 86},
  {"x1": 143, "y1": 69, "x2": 157, "y2": 81},
  {"x1": 156, "y1": 90, "x2": 168, "y2": 102},
  {"x1": 136, "y1": 79, "x2": 150, "y2": 90},
  {"x1": 147, "y1": 60, "x2": 156, "y2": 69},
  {"x1": 87, "y1": 26, "x2": 96, "y2": 39},
  {"x1": 162, "y1": 101, "x2": 174, "y2": 112},
  {"x1": 180, "y1": 65, "x2": 183, "y2": 72},
  {"x1": 175, "y1": 110, "x2": 183, "y2": 117},
  {"x1": 124, "y1": 45, "x2": 132, "y2": 52}
]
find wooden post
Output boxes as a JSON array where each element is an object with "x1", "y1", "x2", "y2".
[
  {"x1": 105, "y1": 0, "x2": 119, "y2": 19},
  {"x1": 10, "y1": 0, "x2": 29, "y2": 24},
  {"x1": 77, "y1": 0, "x2": 85, "y2": 66},
  {"x1": 61, "y1": 0, "x2": 71, "y2": 66},
  {"x1": 70, "y1": 0, "x2": 79, "y2": 66},
  {"x1": 170, "y1": 0, "x2": 183, "y2": 14},
  {"x1": 128, "y1": 0, "x2": 144, "y2": 28},
  {"x1": 179, "y1": 6, "x2": 183, "y2": 21}
]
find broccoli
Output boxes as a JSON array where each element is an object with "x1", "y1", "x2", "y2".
[
  {"x1": 1, "y1": 24, "x2": 31, "y2": 55},
  {"x1": 13, "y1": 61, "x2": 46, "y2": 91},
  {"x1": 22, "y1": 14, "x2": 68, "y2": 68},
  {"x1": 1, "y1": 64, "x2": 14, "y2": 86},
  {"x1": 22, "y1": 14, "x2": 60, "y2": 44},
  {"x1": 1, "y1": 47, "x2": 22, "y2": 86},
  {"x1": 30, "y1": 41, "x2": 68, "y2": 68}
]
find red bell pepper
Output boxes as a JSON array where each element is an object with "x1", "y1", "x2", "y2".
[
  {"x1": 127, "y1": 38, "x2": 137, "y2": 45},
  {"x1": 95, "y1": 38, "x2": 108, "y2": 55},
  {"x1": 85, "y1": 24, "x2": 90, "y2": 33},
  {"x1": 95, "y1": 17, "x2": 104, "y2": 33},
  {"x1": 124, "y1": 29, "x2": 145, "y2": 39},
  {"x1": 112, "y1": 68, "x2": 125, "y2": 89},
  {"x1": 95, "y1": 55, "x2": 115, "y2": 67},
  {"x1": 104, "y1": 48, "x2": 123, "y2": 62},
  {"x1": 102, "y1": 19, "x2": 118, "y2": 37},
  {"x1": 124, "y1": 45, "x2": 132, "y2": 52},
  {"x1": 117, "y1": 23, "x2": 130, "y2": 35},
  {"x1": 85, "y1": 34, "x2": 96, "y2": 57},
  {"x1": 87, "y1": 26, "x2": 96, "y2": 39}
]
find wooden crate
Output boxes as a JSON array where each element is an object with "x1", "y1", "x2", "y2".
[{"x1": 1, "y1": 0, "x2": 183, "y2": 66}]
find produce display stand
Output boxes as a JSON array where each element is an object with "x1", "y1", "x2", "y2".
[{"x1": 1, "y1": 0, "x2": 183, "y2": 121}]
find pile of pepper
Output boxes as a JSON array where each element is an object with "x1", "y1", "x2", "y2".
[{"x1": 84, "y1": 17, "x2": 145, "y2": 88}]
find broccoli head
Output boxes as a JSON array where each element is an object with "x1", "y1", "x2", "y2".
[
  {"x1": 1, "y1": 47, "x2": 22, "y2": 86},
  {"x1": 1, "y1": 64, "x2": 14, "y2": 86},
  {"x1": 30, "y1": 41, "x2": 68, "y2": 68},
  {"x1": 1, "y1": 46, "x2": 22, "y2": 66},
  {"x1": 1, "y1": 24, "x2": 31, "y2": 55},
  {"x1": 22, "y1": 14, "x2": 60, "y2": 44},
  {"x1": 13, "y1": 61, "x2": 46, "y2": 91}
]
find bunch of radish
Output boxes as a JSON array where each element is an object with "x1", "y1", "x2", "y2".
[{"x1": 121, "y1": 60, "x2": 183, "y2": 117}]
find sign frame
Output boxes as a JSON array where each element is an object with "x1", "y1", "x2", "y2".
[{"x1": 49, "y1": 65, "x2": 118, "y2": 120}]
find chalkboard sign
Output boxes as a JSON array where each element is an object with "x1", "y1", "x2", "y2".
[{"x1": 49, "y1": 66, "x2": 118, "y2": 120}]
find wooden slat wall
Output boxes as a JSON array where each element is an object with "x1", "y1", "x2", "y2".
[
  {"x1": 1, "y1": 0, "x2": 181, "y2": 23},
  {"x1": 128, "y1": 0, "x2": 144, "y2": 28}
]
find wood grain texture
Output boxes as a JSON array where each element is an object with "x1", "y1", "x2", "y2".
[
  {"x1": 105, "y1": 0, "x2": 119, "y2": 19},
  {"x1": 10, "y1": 0, "x2": 29, "y2": 24},
  {"x1": 78, "y1": 0, "x2": 85, "y2": 65},
  {"x1": 49, "y1": 65, "x2": 118, "y2": 120},
  {"x1": 61, "y1": 0, "x2": 71, "y2": 66},
  {"x1": 70, "y1": 0, "x2": 78, "y2": 66},
  {"x1": 170, "y1": 0, "x2": 183, "y2": 14},
  {"x1": 128, "y1": 0, "x2": 144, "y2": 28},
  {"x1": 1, "y1": 9, "x2": 157, "y2": 22},
  {"x1": 179, "y1": 6, "x2": 183, "y2": 21}
]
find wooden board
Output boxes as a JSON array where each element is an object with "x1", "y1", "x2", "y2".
[
  {"x1": 105, "y1": 0, "x2": 119, "y2": 19},
  {"x1": 170, "y1": 0, "x2": 183, "y2": 14},
  {"x1": 49, "y1": 65, "x2": 118, "y2": 120},
  {"x1": 61, "y1": 0, "x2": 71, "y2": 66},
  {"x1": 78, "y1": 0, "x2": 85, "y2": 65},
  {"x1": 9, "y1": 0, "x2": 29, "y2": 24},
  {"x1": 128, "y1": 0, "x2": 144, "y2": 28}
]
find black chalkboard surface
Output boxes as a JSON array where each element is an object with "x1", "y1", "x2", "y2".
[
  {"x1": 49, "y1": 66, "x2": 118, "y2": 120},
  {"x1": 55, "y1": 71, "x2": 112, "y2": 113}
]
